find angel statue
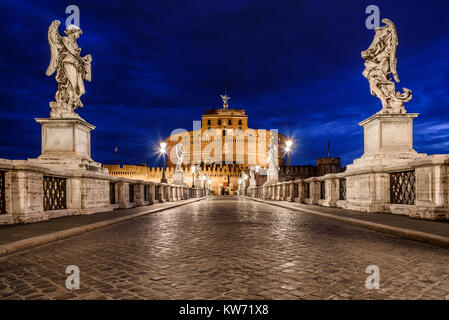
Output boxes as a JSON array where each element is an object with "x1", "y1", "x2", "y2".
[
  {"x1": 46, "y1": 20, "x2": 92, "y2": 119},
  {"x1": 249, "y1": 167, "x2": 256, "y2": 181},
  {"x1": 239, "y1": 171, "x2": 247, "y2": 190},
  {"x1": 194, "y1": 165, "x2": 202, "y2": 180},
  {"x1": 267, "y1": 135, "x2": 277, "y2": 170},
  {"x1": 361, "y1": 18, "x2": 412, "y2": 114},
  {"x1": 175, "y1": 142, "x2": 184, "y2": 171},
  {"x1": 249, "y1": 166, "x2": 259, "y2": 181}
]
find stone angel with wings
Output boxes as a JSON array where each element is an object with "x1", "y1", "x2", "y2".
[
  {"x1": 194, "y1": 165, "x2": 202, "y2": 180},
  {"x1": 46, "y1": 20, "x2": 92, "y2": 119},
  {"x1": 175, "y1": 142, "x2": 185, "y2": 171},
  {"x1": 361, "y1": 19, "x2": 412, "y2": 114},
  {"x1": 267, "y1": 135, "x2": 278, "y2": 170}
]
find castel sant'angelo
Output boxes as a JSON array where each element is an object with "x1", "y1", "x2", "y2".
[{"x1": 105, "y1": 95, "x2": 343, "y2": 195}]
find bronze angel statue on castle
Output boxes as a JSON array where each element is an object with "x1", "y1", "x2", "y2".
[
  {"x1": 362, "y1": 19, "x2": 412, "y2": 114},
  {"x1": 46, "y1": 20, "x2": 92, "y2": 119}
]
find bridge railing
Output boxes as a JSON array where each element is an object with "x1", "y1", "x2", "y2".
[
  {"x1": 0, "y1": 159, "x2": 210, "y2": 225},
  {"x1": 244, "y1": 155, "x2": 449, "y2": 221}
]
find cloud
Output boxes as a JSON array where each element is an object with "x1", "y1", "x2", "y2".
[{"x1": 1, "y1": 0, "x2": 449, "y2": 166}]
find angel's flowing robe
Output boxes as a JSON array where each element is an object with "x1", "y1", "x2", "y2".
[{"x1": 55, "y1": 37, "x2": 90, "y2": 110}]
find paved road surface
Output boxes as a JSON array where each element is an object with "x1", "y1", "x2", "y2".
[{"x1": 1, "y1": 196, "x2": 448, "y2": 300}]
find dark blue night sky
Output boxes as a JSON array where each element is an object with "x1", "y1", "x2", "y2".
[{"x1": 1, "y1": 0, "x2": 449, "y2": 167}]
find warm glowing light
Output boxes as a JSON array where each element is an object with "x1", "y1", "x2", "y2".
[
  {"x1": 191, "y1": 165, "x2": 196, "y2": 172},
  {"x1": 202, "y1": 175, "x2": 207, "y2": 181},
  {"x1": 159, "y1": 142, "x2": 167, "y2": 154},
  {"x1": 285, "y1": 140, "x2": 293, "y2": 153}
]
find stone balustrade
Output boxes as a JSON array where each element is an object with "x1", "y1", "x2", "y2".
[
  {"x1": 0, "y1": 158, "x2": 210, "y2": 225},
  {"x1": 245, "y1": 154, "x2": 449, "y2": 221}
]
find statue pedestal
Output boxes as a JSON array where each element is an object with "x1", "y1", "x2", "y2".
[
  {"x1": 194, "y1": 178, "x2": 203, "y2": 189},
  {"x1": 29, "y1": 118, "x2": 105, "y2": 172},
  {"x1": 344, "y1": 112, "x2": 427, "y2": 212},
  {"x1": 173, "y1": 170, "x2": 185, "y2": 185},
  {"x1": 250, "y1": 178, "x2": 257, "y2": 188},
  {"x1": 264, "y1": 168, "x2": 279, "y2": 186},
  {"x1": 348, "y1": 113, "x2": 426, "y2": 171},
  {"x1": 362, "y1": 113, "x2": 418, "y2": 156}
]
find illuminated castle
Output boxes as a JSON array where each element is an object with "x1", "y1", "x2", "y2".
[
  {"x1": 165, "y1": 95, "x2": 286, "y2": 167},
  {"x1": 105, "y1": 95, "x2": 343, "y2": 194}
]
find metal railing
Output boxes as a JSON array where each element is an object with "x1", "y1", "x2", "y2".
[
  {"x1": 43, "y1": 176, "x2": 67, "y2": 211},
  {"x1": 339, "y1": 179, "x2": 346, "y2": 201},
  {"x1": 129, "y1": 184, "x2": 134, "y2": 203},
  {"x1": 155, "y1": 185, "x2": 161, "y2": 201},
  {"x1": 0, "y1": 171, "x2": 5, "y2": 214},
  {"x1": 110, "y1": 182, "x2": 116, "y2": 204},
  {"x1": 305, "y1": 182, "x2": 310, "y2": 199},
  {"x1": 390, "y1": 171, "x2": 415, "y2": 205},
  {"x1": 291, "y1": 183, "x2": 298, "y2": 199},
  {"x1": 163, "y1": 186, "x2": 167, "y2": 200},
  {"x1": 320, "y1": 181, "x2": 325, "y2": 200}
]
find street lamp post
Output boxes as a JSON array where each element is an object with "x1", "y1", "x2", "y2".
[
  {"x1": 286, "y1": 140, "x2": 293, "y2": 174},
  {"x1": 160, "y1": 142, "x2": 168, "y2": 183}
]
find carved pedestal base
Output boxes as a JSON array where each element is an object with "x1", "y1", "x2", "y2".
[
  {"x1": 344, "y1": 112, "x2": 427, "y2": 213},
  {"x1": 249, "y1": 178, "x2": 257, "y2": 188},
  {"x1": 264, "y1": 168, "x2": 279, "y2": 186},
  {"x1": 30, "y1": 118, "x2": 106, "y2": 172},
  {"x1": 347, "y1": 113, "x2": 426, "y2": 172},
  {"x1": 194, "y1": 178, "x2": 203, "y2": 189},
  {"x1": 173, "y1": 170, "x2": 185, "y2": 185}
]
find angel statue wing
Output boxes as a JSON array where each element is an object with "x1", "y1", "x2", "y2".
[
  {"x1": 175, "y1": 142, "x2": 184, "y2": 169},
  {"x1": 84, "y1": 54, "x2": 92, "y2": 82},
  {"x1": 382, "y1": 18, "x2": 400, "y2": 83},
  {"x1": 176, "y1": 142, "x2": 183, "y2": 158},
  {"x1": 46, "y1": 20, "x2": 63, "y2": 76}
]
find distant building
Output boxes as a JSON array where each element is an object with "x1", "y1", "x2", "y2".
[
  {"x1": 165, "y1": 103, "x2": 286, "y2": 167},
  {"x1": 316, "y1": 157, "x2": 345, "y2": 176},
  {"x1": 104, "y1": 96, "x2": 345, "y2": 194}
]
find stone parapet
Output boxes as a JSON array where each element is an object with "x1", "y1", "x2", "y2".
[
  {"x1": 0, "y1": 159, "x2": 205, "y2": 225},
  {"x1": 245, "y1": 154, "x2": 449, "y2": 221}
]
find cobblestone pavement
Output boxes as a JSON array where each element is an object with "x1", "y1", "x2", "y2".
[{"x1": 1, "y1": 196, "x2": 449, "y2": 300}]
